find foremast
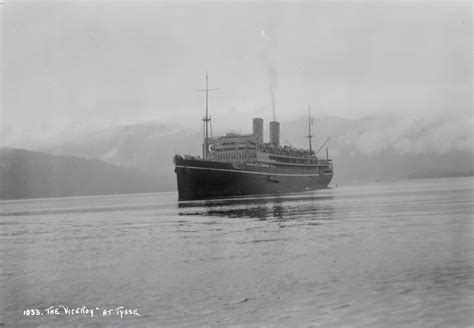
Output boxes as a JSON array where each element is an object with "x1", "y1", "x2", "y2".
[{"x1": 195, "y1": 73, "x2": 217, "y2": 159}]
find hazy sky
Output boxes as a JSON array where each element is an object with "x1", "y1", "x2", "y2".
[{"x1": 1, "y1": 1, "x2": 472, "y2": 146}]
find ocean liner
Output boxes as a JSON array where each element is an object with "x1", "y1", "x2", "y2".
[{"x1": 173, "y1": 75, "x2": 333, "y2": 200}]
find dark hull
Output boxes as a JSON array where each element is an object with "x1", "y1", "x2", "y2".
[{"x1": 174, "y1": 157, "x2": 333, "y2": 201}]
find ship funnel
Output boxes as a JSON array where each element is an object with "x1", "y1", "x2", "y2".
[
  {"x1": 252, "y1": 118, "x2": 264, "y2": 143},
  {"x1": 269, "y1": 121, "x2": 280, "y2": 147}
]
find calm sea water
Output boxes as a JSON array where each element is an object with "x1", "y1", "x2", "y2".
[{"x1": 1, "y1": 177, "x2": 473, "y2": 327}]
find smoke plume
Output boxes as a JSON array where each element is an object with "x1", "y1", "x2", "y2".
[{"x1": 260, "y1": 30, "x2": 278, "y2": 121}]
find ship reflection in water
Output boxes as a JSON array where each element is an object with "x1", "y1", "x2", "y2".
[{"x1": 178, "y1": 192, "x2": 335, "y2": 223}]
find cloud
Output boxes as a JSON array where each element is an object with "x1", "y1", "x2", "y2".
[{"x1": 348, "y1": 113, "x2": 473, "y2": 155}]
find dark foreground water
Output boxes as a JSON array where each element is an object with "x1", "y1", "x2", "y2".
[{"x1": 1, "y1": 177, "x2": 473, "y2": 327}]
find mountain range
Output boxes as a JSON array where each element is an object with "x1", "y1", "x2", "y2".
[
  {"x1": 2, "y1": 114, "x2": 472, "y2": 199},
  {"x1": 44, "y1": 114, "x2": 473, "y2": 184},
  {"x1": 0, "y1": 148, "x2": 164, "y2": 200}
]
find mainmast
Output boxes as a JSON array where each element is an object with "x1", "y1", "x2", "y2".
[
  {"x1": 203, "y1": 73, "x2": 210, "y2": 159},
  {"x1": 307, "y1": 106, "x2": 313, "y2": 155}
]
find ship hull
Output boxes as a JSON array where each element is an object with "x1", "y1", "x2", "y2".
[{"x1": 174, "y1": 157, "x2": 333, "y2": 200}]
